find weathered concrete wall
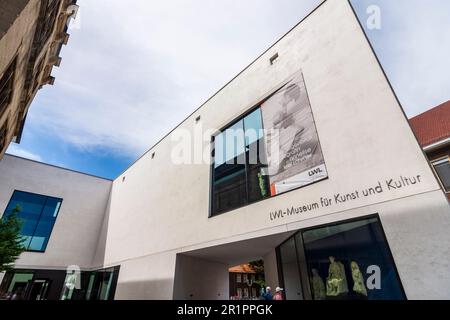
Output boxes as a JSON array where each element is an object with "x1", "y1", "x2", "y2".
[{"x1": 0, "y1": 0, "x2": 39, "y2": 157}]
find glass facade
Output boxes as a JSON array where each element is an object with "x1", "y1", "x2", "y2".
[
  {"x1": 278, "y1": 216, "x2": 405, "y2": 300},
  {"x1": 210, "y1": 71, "x2": 328, "y2": 216},
  {"x1": 212, "y1": 108, "x2": 269, "y2": 215},
  {"x1": 0, "y1": 270, "x2": 66, "y2": 300},
  {"x1": 2, "y1": 190, "x2": 62, "y2": 252},
  {"x1": 60, "y1": 266, "x2": 120, "y2": 301},
  {"x1": 278, "y1": 237, "x2": 304, "y2": 300},
  {"x1": 6, "y1": 273, "x2": 34, "y2": 299},
  {"x1": 0, "y1": 267, "x2": 120, "y2": 300}
]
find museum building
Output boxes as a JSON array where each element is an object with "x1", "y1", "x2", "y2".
[{"x1": 1, "y1": 0, "x2": 450, "y2": 300}]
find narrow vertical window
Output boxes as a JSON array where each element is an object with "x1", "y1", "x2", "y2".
[
  {"x1": 212, "y1": 120, "x2": 247, "y2": 215},
  {"x1": 0, "y1": 121, "x2": 8, "y2": 152},
  {"x1": 211, "y1": 108, "x2": 270, "y2": 216},
  {"x1": 0, "y1": 57, "x2": 17, "y2": 114},
  {"x1": 244, "y1": 108, "x2": 270, "y2": 203}
]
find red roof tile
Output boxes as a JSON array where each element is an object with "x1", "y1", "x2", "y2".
[
  {"x1": 409, "y1": 100, "x2": 450, "y2": 147},
  {"x1": 229, "y1": 264, "x2": 258, "y2": 274}
]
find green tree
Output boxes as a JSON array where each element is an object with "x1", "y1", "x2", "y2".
[
  {"x1": 248, "y1": 260, "x2": 266, "y2": 291},
  {"x1": 249, "y1": 260, "x2": 264, "y2": 274},
  {"x1": 0, "y1": 205, "x2": 25, "y2": 272}
]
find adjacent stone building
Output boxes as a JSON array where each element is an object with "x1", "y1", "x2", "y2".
[{"x1": 0, "y1": 0, "x2": 78, "y2": 158}]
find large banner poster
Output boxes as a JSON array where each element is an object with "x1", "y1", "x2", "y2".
[{"x1": 261, "y1": 71, "x2": 327, "y2": 196}]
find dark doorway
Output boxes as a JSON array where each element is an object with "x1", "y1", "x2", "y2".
[
  {"x1": 0, "y1": 267, "x2": 120, "y2": 300},
  {"x1": 27, "y1": 279, "x2": 51, "y2": 300}
]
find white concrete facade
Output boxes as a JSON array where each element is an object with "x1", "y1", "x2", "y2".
[
  {"x1": 1, "y1": 0, "x2": 450, "y2": 300},
  {"x1": 0, "y1": 155, "x2": 112, "y2": 270}
]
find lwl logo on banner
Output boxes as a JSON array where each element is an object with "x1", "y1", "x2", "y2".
[{"x1": 261, "y1": 70, "x2": 328, "y2": 196}]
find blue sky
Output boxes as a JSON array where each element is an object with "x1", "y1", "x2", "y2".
[{"x1": 6, "y1": 0, "x2": 450, "y2": 180}]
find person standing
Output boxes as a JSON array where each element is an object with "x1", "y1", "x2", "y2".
[
  {"x1": 273, "y1": 287, "x2": 284, "y2": 300},
  {"x1": 261, "y1": 286, "x2": 273, "y2": 300}
]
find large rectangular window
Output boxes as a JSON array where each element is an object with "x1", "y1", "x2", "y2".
[
  {"x1": 432, "y1": 157, "x2": 450, "y2": 192},
  {"x1": 277, "y1": 216, "x2": 406, "y2": 300},
  {"x1": 210, "y1": 70, "x2": 327, "y2": 216},
  {"x1": 2, "y1": 190, "x2": 63, "y2": 252},
  {"x1": 211, "y1": 108, "x2": 269, "y2": 215}
]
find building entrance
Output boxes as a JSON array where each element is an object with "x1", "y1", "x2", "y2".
[
  {"x1": 0, "y1": 270, "x2": 65, "y2": 300},
  {"x1": 27, "y1": 279, "x2": 51, "y2": 300},
  {"x1": 173, "y1": 215, "x2": 407, "y2": 300},
  {"x1": 173, "y1": 231, "x2": 295, "y2": 300}
]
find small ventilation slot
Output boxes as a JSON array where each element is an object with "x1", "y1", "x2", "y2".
[{"x1": 270, "y1": 53, "x2": 279, "y2": 65}]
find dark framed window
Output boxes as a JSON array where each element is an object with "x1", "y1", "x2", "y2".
[
  {"x1": 0, "y1": 120, "x2": 8, "y2": 152},
  {"x1": 60, "y1": 266, "x2": 120, "y2": 301},
  {"x1": 211, "y1": 107, "x2": 269, "y2": 216},
  {"x1": 209, "y1": 70, "x2": 328, "y2": 217},
  {"x1": 2, "y1": 190, "x2": 63, "y2": 252},
  {"x1": 0, "y1": 57, "x2": 17, "y2": 114},
  {"x1": 277, "y1": 215, "x2": 406, "y2": 300},
  {"x1": 35, "y1": 0, "x2": 61, "y2": 53},
  {"x1": 432, "y1": 157, "x2": 450, "y2": 192}
]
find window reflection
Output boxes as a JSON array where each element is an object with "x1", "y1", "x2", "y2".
[
  {"x1": 277, "y1": 216, "x2": 405, "y2": 300},
  {"x1": 302, "y1": 217, "x2": 405, "y2": 300},
  {"x1": 2, "y1": 191, "x2": 62, "y2": 252},
  {"x1": 212, "y1": 108, "x2": 269, "y2": 215},
  {"x1": 60, "y1": 266, "x2": 120, "y2": 300}
]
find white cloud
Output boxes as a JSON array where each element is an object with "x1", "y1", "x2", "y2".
[
  {"x1": 6, "y1": 144, "x2": 43, "y2": 162},
  {"x1": 356, "y1": 0, "x2": 450, "y2": 117},
  {"x1": 25, "y1": 0, "x2": 322, "y2": 157},
  {"x1": 25, "y1": 0, "x2": 450, "y2": 161}
]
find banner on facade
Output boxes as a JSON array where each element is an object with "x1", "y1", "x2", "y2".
[{"x1": 261, "y1": 71, "x2": 327, "y2": 196}]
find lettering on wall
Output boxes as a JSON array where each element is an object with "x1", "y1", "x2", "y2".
[{"x1": 269, "y1": 175, "x2": 422, "y2": 221}]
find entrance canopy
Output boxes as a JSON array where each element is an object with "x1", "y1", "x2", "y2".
[
  {"x1": 182, "y1": 230, "x2": 296, "y2": 267},
  {"x1": 173, "y1": 230, "x2": 295, "y2": 300}
]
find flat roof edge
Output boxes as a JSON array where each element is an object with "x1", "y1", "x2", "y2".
[
  {"x1": 114, "y1": 0, "x2": 328, "y2": 181},
  {"x1": 3, "y1": 153, "x2": 113, "y2": 182}
]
